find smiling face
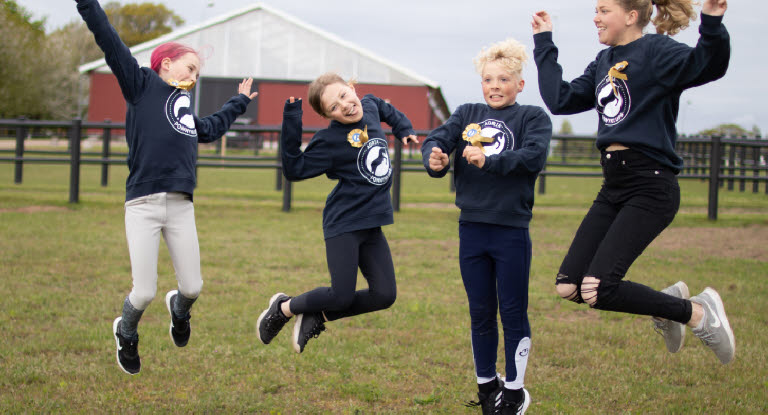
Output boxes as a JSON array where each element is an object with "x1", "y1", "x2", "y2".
[
  {"x1": 320, "y1": 82, "x2": 364, "y2": 124},
  {"x1": 159, "y1": 52, "x2": 200, "y2": 83},
  {"x1": 481, "y1": 61, "x2": 524, "y2": 109},
  {"x1": 594, "y1": 0, "x2": 640, "y2": 46}
]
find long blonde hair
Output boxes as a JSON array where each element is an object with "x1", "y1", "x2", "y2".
[{"x1": 616, "y1": 0, "x2": 697, "y2": 36}]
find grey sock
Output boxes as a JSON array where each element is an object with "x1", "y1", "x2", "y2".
[
  {"x1": 120, "y1": 296, "x2": 144, "y2": 339},
  {"x1": 172, "y1": 292, "x2": 197, "y2": 319}
]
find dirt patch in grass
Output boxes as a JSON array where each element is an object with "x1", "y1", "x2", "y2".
[
  {"x1": 653, "y1": 224, "x2": 768, "y2": 261},
  {"x1": 0, "y1": 206, "x2": 68, "y2": 214}
]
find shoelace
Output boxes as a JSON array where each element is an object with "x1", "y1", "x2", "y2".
[
  {"x1": 308, "y1": 319, "x2": 326, "y2": 338},
  {"x1": 652, "y1": 317, "x2": 669, "y2": 337},
  {"x1": 264, "y1": 312, "x2": 289, "y2": 336},
  {"x1": 696, "y1": 327, "x2": 721, "y2": 347}
]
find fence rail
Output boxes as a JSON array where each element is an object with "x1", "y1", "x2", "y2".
[{"x1": 2, "y1": 118, "x2": 767, "y2": 220}]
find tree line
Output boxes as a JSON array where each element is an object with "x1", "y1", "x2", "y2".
[{"x1": 0, "y1": 0, "x2": 182, "y2": 120}]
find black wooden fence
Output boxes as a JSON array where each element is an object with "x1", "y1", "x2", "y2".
[{"x1": 2, "y1": 118, "x2": 767, "y2": 220}]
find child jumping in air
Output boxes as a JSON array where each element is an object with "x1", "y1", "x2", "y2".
[
  {"x1": 256, "y1": 73, "x2": 418, "y2": 354},
  {"x1": 531, "y1": 0, "x2": 734, "y2": 364},
  {"x1": 421, "y1": 39, "x2": 552, "y2": 415},
  {"x1": 76, "y1": 0, "x2": 257, "y2": 375}
]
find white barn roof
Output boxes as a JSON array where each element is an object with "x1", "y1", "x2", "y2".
[{"x1": 79, "y1": 2, "x2": 439, "y2": 88}]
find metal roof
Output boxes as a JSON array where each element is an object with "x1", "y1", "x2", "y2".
[{"x1": 78, "y1": 2, "x2": 440, "y2": 88}]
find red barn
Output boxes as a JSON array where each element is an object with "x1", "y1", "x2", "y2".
[{"x1": 79, "y1": 3, "x2": 449, "y2": 134}]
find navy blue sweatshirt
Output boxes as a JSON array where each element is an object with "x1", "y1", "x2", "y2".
[
  {"x1": 533, "y1": 14, "x2": 730, "y2": 172},
  {"x1": 421, "y1": 103, "x2": 552, "y2": 228},
  {"x1": 281, "y1": 95, "x2": 415, "y2": 239},
  {"x1": 77, "y1": 0, "x2": 251, "y2": 201}
]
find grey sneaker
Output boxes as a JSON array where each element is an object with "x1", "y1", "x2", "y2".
[
  {"x1": 690, "y1": 287, "x2": 735, "y2": 364},
  {"x1": 256, "y1": 293, "x2": 291, "y2": 345},
  {"x1": 652, "y1": 281, "x2": 690, "y2": 353}
]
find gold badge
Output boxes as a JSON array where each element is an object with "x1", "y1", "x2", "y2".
[
  {"x1": 347, "y1": 125, "x2": 369, "y2": 148},
  {"x1": 462, "y1": 123, "x2": 493, "y2": 148},
  {"x1": 166, "y1": 79, "x2": 196, "y2": 91}
]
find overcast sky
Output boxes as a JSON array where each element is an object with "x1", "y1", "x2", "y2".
[{"x1": 21, "y1": 0, "x2": 768, "y2": 136}]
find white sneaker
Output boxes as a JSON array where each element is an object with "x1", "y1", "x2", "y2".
[
  {"x1": 652, "y1": 281, "x2": 689, "y2": 353},
  {"x1": 690, "y1": 287, "x2": 735, "y2": 364}
]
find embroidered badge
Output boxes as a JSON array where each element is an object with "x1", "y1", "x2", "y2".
[{"x1": 348, "y1": 125, "x2": 369, "y2": 148}]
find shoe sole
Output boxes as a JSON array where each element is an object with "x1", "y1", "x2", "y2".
[
  {"x1": 703, "y1": 287, "x2": 736, "y2": 364},
  {"x1": 666, "y1": 281, "x2": 689, "y2": 353},
  {"x1": 113, "y1": 317, "x2": 138, "y2": 375},
  {"x1": 256, "y1": 292, "x2": 286, "y2": 345},
  {"x1": 520, "y1": 389, "x2": 530, "y2": 414},
  {"x1": 165, "y1": 290, "x2": 188, "y2": 348},
  {"x1": 292, "y1": 314, "x2": 304, "y2": 353}
]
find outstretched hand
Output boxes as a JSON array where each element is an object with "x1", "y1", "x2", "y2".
[
  {"x1": 401, "y1": 134, "x2": 419, "y2": 145},
  {"x1": 238, "y1": 78, "x2": 258, "y2": 99},
  {"x1": 531, "y1": 11, "x2": 553, "y2": 34},
  {"x1": 702, "y1": 0, "x2": 727, "y2": 16}
]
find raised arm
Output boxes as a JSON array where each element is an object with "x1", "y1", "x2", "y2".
[
  {"x1": 76, "y1": 0, "x2": 146, "y2": 103},
  {"x1": 280, "y1": 98, "x2": 332, "y2": 181},
  {"x1": 532, "y1": 10, "x2": 597, "y2": 115},
  {"x1": 195, "y1": 78, "x2": 255, "y2": 143},
  {"x1": 371, "y1": 96, "x2": 418, "y2": 144}
]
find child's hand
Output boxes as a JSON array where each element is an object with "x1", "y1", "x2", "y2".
[
  {"x1": 289, "y1": 96, "x2": 301, "y2": 104},
  {"x1": 401, "y1": 134, "x2": 419, "y2": 145},
  {"x1": 428, "y1": 147, "x2": 449, "y2": 171},
  {"x1": 532, "y1": 11, "x2": 553, "y2": 34},
  {"x1": 238, "y1": 78, "x2": 258, "y2": 99},
  {"x1": 702, "y1": 0, "x2": 727, "y2": 16},
  {"x1": 462, "y1": 145, "x2": 486, "y2": 169}
]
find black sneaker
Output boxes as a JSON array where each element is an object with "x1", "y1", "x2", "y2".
[
  {"x1": 464, "y1": 376, "x2": 503, "y2": 414},
  {"x1": 256, "y1": 293, "x2": 291, "y2": 345},
  {"x1": 499, "y1": 388, "x2": 530, "y2": 414},
  {"x1": 112, "y1": 317, "x2": 140, "y2": 375},
  {"x1": 165, "y1": 290, "x2": 191, "y2": 347},
  {"x1": 292, "y1": 312, "x2": 326, "y2": 353}
]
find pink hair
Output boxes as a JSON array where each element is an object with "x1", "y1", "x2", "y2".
[{"x1": 150, "y1": 42, "x2": 198, "y2": 74}]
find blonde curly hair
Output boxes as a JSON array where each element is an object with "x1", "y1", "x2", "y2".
[{"x1": 473, "y1": 38, "x2": 528, "y2": 76}]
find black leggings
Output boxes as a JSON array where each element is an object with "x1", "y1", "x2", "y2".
[
  {"x1": 558, "y1": 149, "x2": 692, "y2": 324},
  {"x1": 289, "y1": 227, "x2": 397, "y2": 321}
]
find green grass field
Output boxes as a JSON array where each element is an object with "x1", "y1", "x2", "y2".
[{"x1": 1, "y1": 162, "x2": 766, "y2": 414}]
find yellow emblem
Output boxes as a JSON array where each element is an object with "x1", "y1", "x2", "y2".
[
  {"x1": 347, "y1": 125, "x2": 369, "y2": 148},
  {"x1": 462, "y1": 123, "x2": 494, "y2": 149},
  {"x1": 166, "y1": 79, "x2": 196, "y2": 91},
  {"x1": 607, "y1": 61, "x2": 628, "y2": 97}
]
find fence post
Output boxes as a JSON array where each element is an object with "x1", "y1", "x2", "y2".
[
  {"x1": 69, "y1": 118, "x2": 82, "y2": 204},
  {"x1": 392, "y1": 137, "x2": 402, "y2": 212},
  {"x1": 281, "y1": 174, "x2": 292, "y2": 212},
  {"x1": 726, "y1": 142, "x2": 735, "y2": 190},
  {"x1": 707, "y1": 135, "x2": 722, "y2": 220},
  {"x1": 101, "y1": 120, "x2": 111, "y2": 187},
  {"x1": 738, "y1": 143, "x2": 746, "y2": 192},
  {"x1": 753, "y1": 146, "x2": 760, "y2": 193},
  {"x1": 538, "y1": 167, "x2": 547, "y2": 195},
  {"x1": 275, "y1": 132, "x2": 283, "y2": 191},
  {"x1": 449, "y1": 151, "x2": 456, "y2": 192},
  {"x1": 14, "y1": 116, "x2": 26, "y2": 184}
]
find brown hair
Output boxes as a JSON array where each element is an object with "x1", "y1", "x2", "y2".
[
  {"x1": 615, "y1": 0, "x2": 697, "y2": 36},
  {"x1": 307, "y1": 72, "x2": 356, "y2": 117}
]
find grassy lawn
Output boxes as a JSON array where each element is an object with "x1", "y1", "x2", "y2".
[{"x1": 0, "y1": 162, "x2": 766, "y2": 414}]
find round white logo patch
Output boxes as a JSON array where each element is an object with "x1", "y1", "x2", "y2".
[
  {"x1": 596, "y1": 76, "x2": 631, "y2": 126},
  {"x1": 476, "y1": 119, "x2": 514, "y2": 156},
  {"x1": 165, "y1": 89, "x2": 197, "y2": 137},
  {"x1": 357, "y1": 138, "x2": 391, "y2": 186}
]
